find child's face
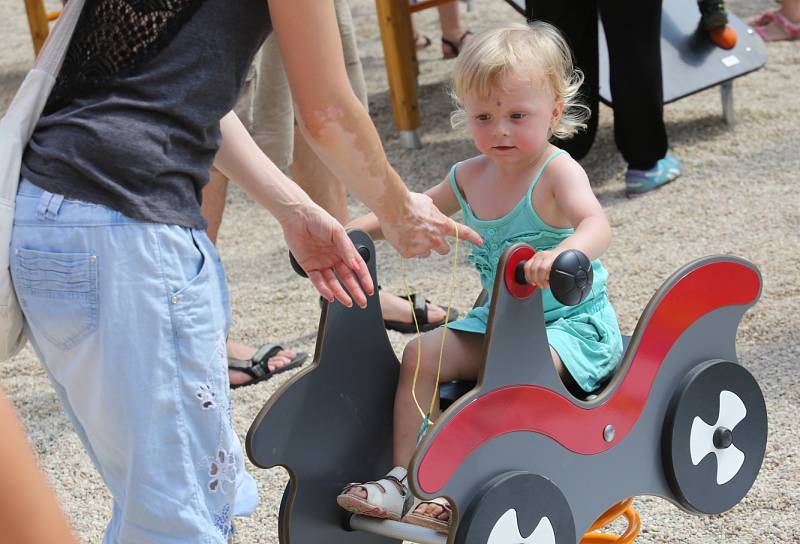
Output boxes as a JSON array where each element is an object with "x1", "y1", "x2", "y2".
[{"x1": 463, "y1": 71, "x2": 562, "y2": 166}]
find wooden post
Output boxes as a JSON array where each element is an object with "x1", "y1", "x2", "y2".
[
  {"x1": 24, "y1": 0, "x2": 50, "y2": 56},
  {"x1": 375, "y1": 0, "x2": 422, "y2": 148}
]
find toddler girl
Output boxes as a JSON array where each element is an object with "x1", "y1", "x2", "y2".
[{"x1": 337, "y1": 22, "x2": 623, "y2": 532}]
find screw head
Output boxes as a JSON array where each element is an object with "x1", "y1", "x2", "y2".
[
  {"x1": 603, "y1": 424, "x2": 616, "y2": 443},
  {"x1": 713, "y1": 427, "x2": 733, "y2": 449}
]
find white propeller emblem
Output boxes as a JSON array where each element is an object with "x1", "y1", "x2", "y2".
[
  {"x1": 488, "y1": 509, "x2": 556, "y2": 544},
  {"x1": 689, "y1": 390, "x2": 747, "y2": 485}
]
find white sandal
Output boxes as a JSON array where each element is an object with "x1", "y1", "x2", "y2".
[
  {"x1": 403, "y1": 496, "x2": 452, "y2": 534},
  {"x1": 337, "y1": 466, "x2": 414, "y2": 521}
]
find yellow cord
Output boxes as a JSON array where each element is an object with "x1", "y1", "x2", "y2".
[{"x1": 402, "y1": 221, "x2": 459, "y2": 439}]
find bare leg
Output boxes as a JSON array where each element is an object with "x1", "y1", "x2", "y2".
[
  {"x1": 346, "y1": 331, "x2": 571, "y2": 525},
  {"x1": 409, "y1": 343, "x2": 570, "y2": 523},
  {"x1": 437, "y1": 1, "x2": 467, "y2": 43},
  {"x1": 786, "y1": 0, "x2": 800, "y2": 22},
  {"x1": 393, "y1": 328, "x2": 484, "y2": 466},
  {"x1": 201, "y1": 169, "x2": 298, "y2": 385},
  {"x1": 437, "y1": 1, "x2": 471, "y2": 57},
  {"x1": 343, "y1": 328, "x2": 483, "y2": 516}
]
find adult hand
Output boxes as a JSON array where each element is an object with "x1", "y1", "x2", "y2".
[
  {"x1": 280, "y1": 203, "x2": 374, "y2": 307},
  {"x1": 380, "y1": 192, "x2": 482, "y2": 258}
]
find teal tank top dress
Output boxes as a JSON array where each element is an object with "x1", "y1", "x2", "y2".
[{"x1": 446, "y1": 150, "x2": 623, "y2": 392}]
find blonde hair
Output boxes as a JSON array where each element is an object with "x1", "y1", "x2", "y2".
[{"x1": 450, "y1": 21, "x2": 589, "y2": 140}]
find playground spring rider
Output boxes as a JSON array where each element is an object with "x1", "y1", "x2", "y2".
[{"x1": 247, "y1": 230, "x2": 768, "y2": 544}]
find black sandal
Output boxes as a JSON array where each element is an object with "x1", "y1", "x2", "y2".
[
  {"x1": 441, "y1": 30, "x2": 473, "y2": 59},
  {"x1": 229, "y1": 344, "x2": 308, "y2": 389},
  {"x1": 383, "y1": 293, "x2": 459, "y2": 334}
]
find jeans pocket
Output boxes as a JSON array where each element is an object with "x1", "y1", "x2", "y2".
[
  {"x1": 170, "y1": 230, "x2": 209, "y2": 306},
  {"x1": 12, "y1": 247, "x2": 99, "y2": 350}
]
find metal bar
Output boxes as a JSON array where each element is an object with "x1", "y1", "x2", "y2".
[
  {"x1": 720, "y1": 80, "x2": 735, "y2": 126},
  {"x1": 349, "y1": 515, "x2": 447, "y2": 544}
]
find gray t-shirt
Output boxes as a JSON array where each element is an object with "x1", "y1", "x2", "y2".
[{"x1": 22, "y1": 0, "x2": 271, "y2": 229}]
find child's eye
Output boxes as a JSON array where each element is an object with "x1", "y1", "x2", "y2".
[
  {"x1": 510, "y1": 112, "x2": 527, "y2": 120},
  {"x1": 474, "y1": 114, "x2": 491, "y2": 121}
]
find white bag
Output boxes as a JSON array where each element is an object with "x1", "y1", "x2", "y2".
[{"x1": 0, "y1": 0, "x2": 85, "y2": 361}]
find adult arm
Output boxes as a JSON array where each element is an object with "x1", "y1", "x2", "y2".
[
  {"x1": 214, "y1": 111, "x2": 372, "y2": 307},
  {"x1": 349, "y1": 175, "x2": 462, "y2": 246},
  {"x1": 267, "y1": 0, "x2": 481, "y2": 257}
]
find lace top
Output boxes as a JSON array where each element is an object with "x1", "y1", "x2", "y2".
[{"x1": 47, "y1": 0, "x2": 205, "y2": 114}]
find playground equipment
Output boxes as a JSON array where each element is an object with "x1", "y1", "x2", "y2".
[
  {"x1": 247, "y1": 230, "x2": 767, "y2": 543},
  {"x1": 596, "y1": 0, "x2": 767, "y2": 126}
]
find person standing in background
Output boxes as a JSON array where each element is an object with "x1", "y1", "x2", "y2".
[{"x1": 530, "y1": 0, "x2": 683, "y2": 197}]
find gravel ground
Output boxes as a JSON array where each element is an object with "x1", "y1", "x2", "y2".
[{"x1": 1, "y1": 1, "x2": 798, "y2": 542}]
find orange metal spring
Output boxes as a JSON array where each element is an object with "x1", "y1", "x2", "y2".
[{"x1": 580, "y1": 497, "x2": 641, "y2": 543}]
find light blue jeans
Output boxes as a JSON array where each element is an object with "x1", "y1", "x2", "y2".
[{"x1": 10, "y1": 180, "x2": 258, "y2": 543}]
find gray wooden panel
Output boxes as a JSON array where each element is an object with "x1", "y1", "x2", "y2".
[{"x1": 247, "y1": 231, "x2": 400, "y2": 544}]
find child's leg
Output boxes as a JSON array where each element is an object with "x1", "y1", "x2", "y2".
[
  {"x1": 339, "y1": 329, "x2": 483, "y2": 517},
  {"x1": 409, "y1": 343, "x2": 569, "y2": 526},
  {"x1": 550, "y1": 346, "x2": 587, "y2": 398},
  {"x1": 393, "y1": 328, "x2": 485, "y2": 467}
]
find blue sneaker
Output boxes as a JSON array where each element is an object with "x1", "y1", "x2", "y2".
[{"x1": 625, "y1": 155, "x2": 683, "y2": 197}]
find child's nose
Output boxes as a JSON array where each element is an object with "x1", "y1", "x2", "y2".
[{"x1": 494, "y1": 119, "x2": 511, "y2": 137}]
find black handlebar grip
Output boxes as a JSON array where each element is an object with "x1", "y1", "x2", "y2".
[
  {"x1": 288, "y1": 245, "x2": 372, "y2": 279},
  {"x1": 515, "y1": 261, "x2": 528, "y2": 285},
  {"x1": 550, "y1": 249, "x2": 593, "y2": 306},
  {"x1": 514, "y1": 249, "x2": 593, "y2": 306}
]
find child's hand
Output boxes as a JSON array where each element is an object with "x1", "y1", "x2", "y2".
[{"x1": 523, "y1": 250, "x2": 558, "y2": 289}]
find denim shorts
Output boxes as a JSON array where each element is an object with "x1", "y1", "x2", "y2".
[{"x1": 10, "y1": 179, "x2": 258, "y2": 543}]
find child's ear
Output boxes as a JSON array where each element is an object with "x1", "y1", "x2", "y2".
[{"x1": 551, "y1": 98, "x2": 565, "y2": 129}]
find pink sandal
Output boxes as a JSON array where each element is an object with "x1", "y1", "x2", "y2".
[
  {"x1": 754, "y1": 10, "x2": 800, "y2": 41},
  {"x1": 750, "y1": 9, "x2": 779, "y2": 27}
]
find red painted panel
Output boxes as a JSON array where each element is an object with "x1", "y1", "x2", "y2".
[{"x1": 417, "y1": 260, "x2": 760, "y2": 494}]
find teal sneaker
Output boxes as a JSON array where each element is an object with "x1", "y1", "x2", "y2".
[{"x1": 625, "y1": 155, "x2": 683, "y2": 197}]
